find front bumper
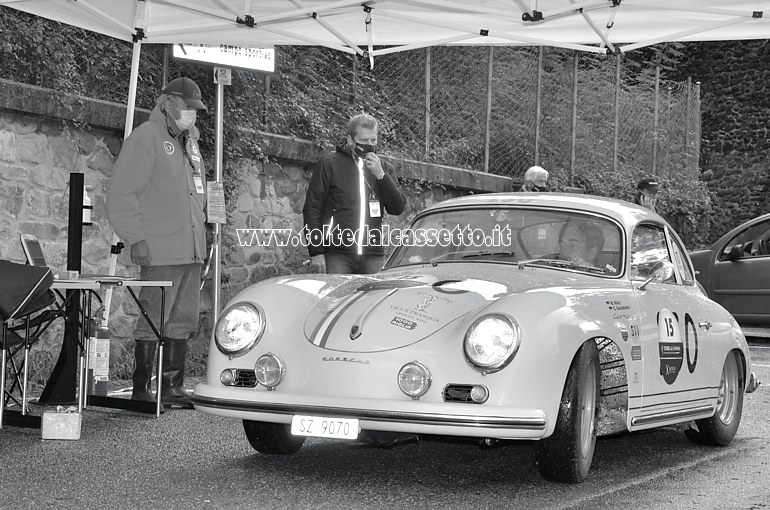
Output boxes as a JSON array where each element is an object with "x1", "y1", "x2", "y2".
[{"x1": 192, "y1": 384, "x2": 549, "y2": 440}]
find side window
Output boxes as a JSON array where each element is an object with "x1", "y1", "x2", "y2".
[
  {"x1": 719, "y1": 220, "x2": 770, "y2": 261},
  {"x1": 668, "y1": 231, "x2": 695, "y2": 286},
  {"x1": 630, "y1": 224, "x2": 674, "y2": 283}
]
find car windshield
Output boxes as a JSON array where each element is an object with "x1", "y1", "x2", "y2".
[{"x1": 384, "y1": 207, "x2": 623, "y2": 276}]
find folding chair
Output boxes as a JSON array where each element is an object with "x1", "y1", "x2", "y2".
[{"x1": 1, "y1": 260, "x2": 60, "y2": 428}]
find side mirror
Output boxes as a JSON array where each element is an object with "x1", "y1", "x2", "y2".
[
  {"x1": 726, "y1": 245, "x2": 742, "y2": 262},
  {"x1": 639, "y1": 261, "x2": 675, "y2": 291}
]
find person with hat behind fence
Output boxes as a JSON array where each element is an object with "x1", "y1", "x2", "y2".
[
  {"x1": 520, "y1": 165, "x2": 550, "y2": 192},
  {"x1": 107, "y1": 77, "x2": 208, "y2": 409},
  {"x1": 635, "y1": 177, "x2": 659, "y2": 212}
]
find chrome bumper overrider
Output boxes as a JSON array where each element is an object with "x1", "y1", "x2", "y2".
[{"x1": 190, "y1": 394, "x2": 547, "y2": 431}]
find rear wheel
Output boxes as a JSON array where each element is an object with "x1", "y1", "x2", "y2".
[
  {"x1": 687, "y1": 351, "x2": 743, "y2": 446},
  {"x1": 536, "y1": 341, "x2": 600, "y2": 483},
  {"x1": 243, "y1": 420, "x2": 305, "y2": 455}
]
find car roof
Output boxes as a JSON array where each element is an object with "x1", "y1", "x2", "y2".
[{"x1": 421, "y1": 192, "x2": 665, "y2": 229}]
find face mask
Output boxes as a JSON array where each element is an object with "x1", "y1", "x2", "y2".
[
  {"x1": 165, "y1": 100, "x2": 196, "y2": 131},
  {"x1": 175, "y1": 109, "x2": 197, "y2": 131},
  {"x1": 354, "y1": 143, "x2": 377, "y2": 158}
]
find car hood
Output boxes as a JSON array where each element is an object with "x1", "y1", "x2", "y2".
[{"x1": 266, "y1": 265, "x2": 590, "y2": 353}]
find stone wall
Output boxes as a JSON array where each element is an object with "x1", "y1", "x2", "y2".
[
  {"x1": 0, "y1": 79, "x2": 511, "y2": 380},
  {"x1": 678, "y1": 41, "x2": 770, "y2": 239}
]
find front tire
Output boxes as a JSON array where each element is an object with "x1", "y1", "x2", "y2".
[
  {"x1": 243, "y1": 420, "x2": 306, "y2": 455},
  {"x1": 536, "y1": 341, "x2": 600, "y2": 483},
  {"x1": 688, "y1": 351, "x2": 744, "y2": 446}
]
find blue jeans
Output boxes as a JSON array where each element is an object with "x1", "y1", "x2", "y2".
[
  {"x1": 133, "y1": 264, "x2": 201, "y2": 342},
  {"x1": 325, "y1": 252, "x2": 384, "y2": 275}
]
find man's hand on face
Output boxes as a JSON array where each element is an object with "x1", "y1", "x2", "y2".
[
  {"x1": 131, "y1": 240, "x2": 152, "y2": 266},
  {"x1": 364, "y1": 153, "x2": 385, "y2": 180}
]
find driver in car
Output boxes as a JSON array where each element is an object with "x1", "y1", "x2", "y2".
[{"x1": 558, "y1": 221, "x2": 605, "y2": 268}]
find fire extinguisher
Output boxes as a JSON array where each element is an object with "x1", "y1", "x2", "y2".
[{"x1": 87, "y1": 312, "x2": 110, "y2": 397}]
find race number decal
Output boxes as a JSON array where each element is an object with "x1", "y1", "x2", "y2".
[
  {"x1": 657, "y1": 309, "x2": 683, "y2": 385},
  {"x1": 684, "y1": 313, "x2": 698, "y2": 374}
]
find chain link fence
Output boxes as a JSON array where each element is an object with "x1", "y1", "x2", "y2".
[{"x1": 258, "y1": 46, "x2": 700, "y2": 191}]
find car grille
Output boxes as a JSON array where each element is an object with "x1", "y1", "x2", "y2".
[
  {"x1": 442, "y1": 384, "x2": 477, "y2": 403},
  {"x1": 230, "y1": 369, "x2": 258, "y2": 387}
]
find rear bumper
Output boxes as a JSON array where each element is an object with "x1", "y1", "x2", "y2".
[{"x1": 191, "y1": 384, "x2": 549, "y2": 439}]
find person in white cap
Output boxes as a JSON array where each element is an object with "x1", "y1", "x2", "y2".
[
  {"x1": 521, "y1": 165, "x2": 550, "y2": 192},
  {"x1": 107, "y1": 77, "x2": 208, "y2": 408}
]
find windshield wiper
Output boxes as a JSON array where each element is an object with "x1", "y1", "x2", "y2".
[
  {"x1": 461, "y1": 250, "x2": 515, "y2": 259},
  {"x1": 519, "y1": 258, "x2": 606, "y2": 274},
  {"x1": 430, "y1": 250, "x2": 516, "y2": 266}
]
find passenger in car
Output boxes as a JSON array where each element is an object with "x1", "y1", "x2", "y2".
[{"x1": 559, "y1": 221, "x2": 605, "y2": 268}]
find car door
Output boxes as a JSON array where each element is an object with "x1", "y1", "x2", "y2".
[
  {"x1": 628, "y1": 224, "x2": 717, "y2": 431},
  {"x1": 708, "y1": 217, "x2": 770, "y2": 326}
]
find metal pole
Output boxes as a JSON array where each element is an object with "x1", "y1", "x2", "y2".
[
  {"x1": 484, "y1": 46, "x2": 494, "y2": 173},
  {"x1": 425, "y1": 47, "x2": 431, "y2": 157},
  {"x1": 213, "y1": 82, "x2": 224, "y2": 327},
  {"x1": 614, "y1": 53, "x2": 621, "y2": 174},
  {"x1": 666, "y1": 85, "x2": 672, "y2": 178},
  {"x1": 534, "y1": 47, "x2": 543, "y2": 166},
  {"x1": 652, "y1": 65, "x2": 660, "y2": 175},
  {"x1": 570, "y1": 53, "x2": 579, "y2": 187},
  {"x1": 695, "y1": 81, "x2": 701, "y2": 174},
  {"x1": 685, "y1": 77, "x2": 691, "y2": 172}
]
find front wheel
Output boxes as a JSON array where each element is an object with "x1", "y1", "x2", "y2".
[
  {"x1": 687, "y1": 351, "x2": 744, "y2": 446},
  {"x1": 536, "y1": 341, "x2": 600, "y2": 484},
  {"x1": 243, "y1": 420, "x2": 306, "y2": 455}
]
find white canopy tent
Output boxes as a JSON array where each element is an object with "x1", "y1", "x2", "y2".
[
  {"x1": 3, "y1": 1, "x2": 770, "y2": 61},
  {"x1": 3, "y1": 0, "x2": 769, "y2": 323}
]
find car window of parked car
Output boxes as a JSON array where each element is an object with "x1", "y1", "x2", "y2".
[
  {"x1": 629, "y1": 224, "x2": 676, "y2": 283},
  {"x1": 718, "y1": 219, "x2": 770, "y2": 261},
  {"x1": 667, "y1": 231, "x2": 695, "y2": 286}
]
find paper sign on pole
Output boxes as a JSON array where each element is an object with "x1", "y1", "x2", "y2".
[{"x1": 207, "y1": 181, "x2": 227, "y2": 224}]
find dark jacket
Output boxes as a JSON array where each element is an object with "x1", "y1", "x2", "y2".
[{"x1": 303, "y1": 145, "x2": 406, "y2": 257}]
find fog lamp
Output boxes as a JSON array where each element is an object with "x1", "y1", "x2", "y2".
[
  {"x1": 470, "y1": 384, "x2": 489, "y2": 404},
  {"x1": 220, "y1": 369, "x2": 236, "y2": 386},
  {"x1": 398, "y1": 361, "x2": 432, "y2": 399},
  {"x1": 255, "y1": 353, "x2": 285, "y2": 389}
]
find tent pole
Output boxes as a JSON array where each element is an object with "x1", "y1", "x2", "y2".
[
  {"x1": 570, "y1": 53, "x2": 579, "y2": 187},
  {"x1": 425, "y1": 47, "x2": 431, "y2": 158},
  {"x1": 614, "y1": 53, "x2": 620, "y2": 174},
  {"x1": 104, "y1": 40, "x2": 142, "y2": 327},
  {"x1": 652, "y1": 65, "x2": 660, "y2": 175},
  {"x1": 484, "y1": 46, "x2": 493, "y2": 173}
]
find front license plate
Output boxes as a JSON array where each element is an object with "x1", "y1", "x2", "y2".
[{"x1": 290, "y1": 415, "x2": 359, "y2": 440}]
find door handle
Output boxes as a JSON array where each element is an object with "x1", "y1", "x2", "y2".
[{"x1": 699, "y1": 321, "x2": 712, "y2": 330}]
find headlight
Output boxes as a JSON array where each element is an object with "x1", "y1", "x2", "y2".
[
  {"x1": 215, "y1": 303, "x2": 265, "y2": 356},
  {"x1": 255, "y1": 353, "x2": 285, "y2": 389},
  {"x1": 398, "y1": 361, "x2": 432, "y2": 399},
  {"x1": 463, "y1": 314, "x2": 520, "y2": 373}
]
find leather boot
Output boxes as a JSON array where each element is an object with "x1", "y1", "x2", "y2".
[
  {"x1": 131, "y1": 340, "x2": 157, "y2": 402},
  {"x1": 160, "y1": 338, "x2": 193, "y2": 409}
]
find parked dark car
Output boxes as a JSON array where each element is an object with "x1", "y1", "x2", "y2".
[{"x1": 690, "y1": 213, "x2": 770, "y2": 327}]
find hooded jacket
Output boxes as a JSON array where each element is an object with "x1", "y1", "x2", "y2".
[
  {"x1": 303, "y1": 144, "x2": 406, "y2": 257},
  {"x1": 107, "y1": 106, "x2": 207, "y2": 266}
]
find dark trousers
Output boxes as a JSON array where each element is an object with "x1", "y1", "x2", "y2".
[
  {"x1": 133, "y1": 264, "x2": 201, "y2": 342},
  {"x1": 325, "y1": 252, "x2": 384, "y2": 275}
]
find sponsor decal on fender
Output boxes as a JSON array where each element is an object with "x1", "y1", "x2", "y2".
[
  {"x1": 658, "y1": 309, "x2": 683, "y2": 385},
  {"x1": 390, "y1": 316, "x2": 418, "y2": 330}
]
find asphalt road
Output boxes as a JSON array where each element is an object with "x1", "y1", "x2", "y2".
[{"x1": 1, "y1": 342, "x2": 768, "y2": 510}]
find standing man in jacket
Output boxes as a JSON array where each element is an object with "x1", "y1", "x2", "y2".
[
  {"x1": 107, "y1": 77, "x2": 208, "y2": 408},
  {"x1": 303, "y1": 113, "x2": 406, "y2": 274}
]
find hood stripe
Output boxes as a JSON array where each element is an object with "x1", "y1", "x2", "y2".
[{"x1": 311, "y1": 292, "x2": 368, "y2": 347}]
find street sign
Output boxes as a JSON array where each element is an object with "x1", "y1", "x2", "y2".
[{"x1": 173, "y1": 43, "x2": 274, "y2": 73}]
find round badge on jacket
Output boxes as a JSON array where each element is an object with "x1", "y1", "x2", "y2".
[{"x1": 164, "y1": 141, "x2": 175, "y2": 155}]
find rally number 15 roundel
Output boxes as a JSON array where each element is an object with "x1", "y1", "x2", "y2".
[{"x1": 657, "y1": 309, "x2": 698, "y2": 385}]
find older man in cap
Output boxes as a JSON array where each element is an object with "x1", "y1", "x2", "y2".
[
  {"x1": 520, "y1": 165, "x2": 550, "y2": 192},
  {"x1": 634, "y1": 177, "x2": 659, "y2": 212},
  {"x1": 107, "y1": 77, "x2": 208, "y2": 408}
]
